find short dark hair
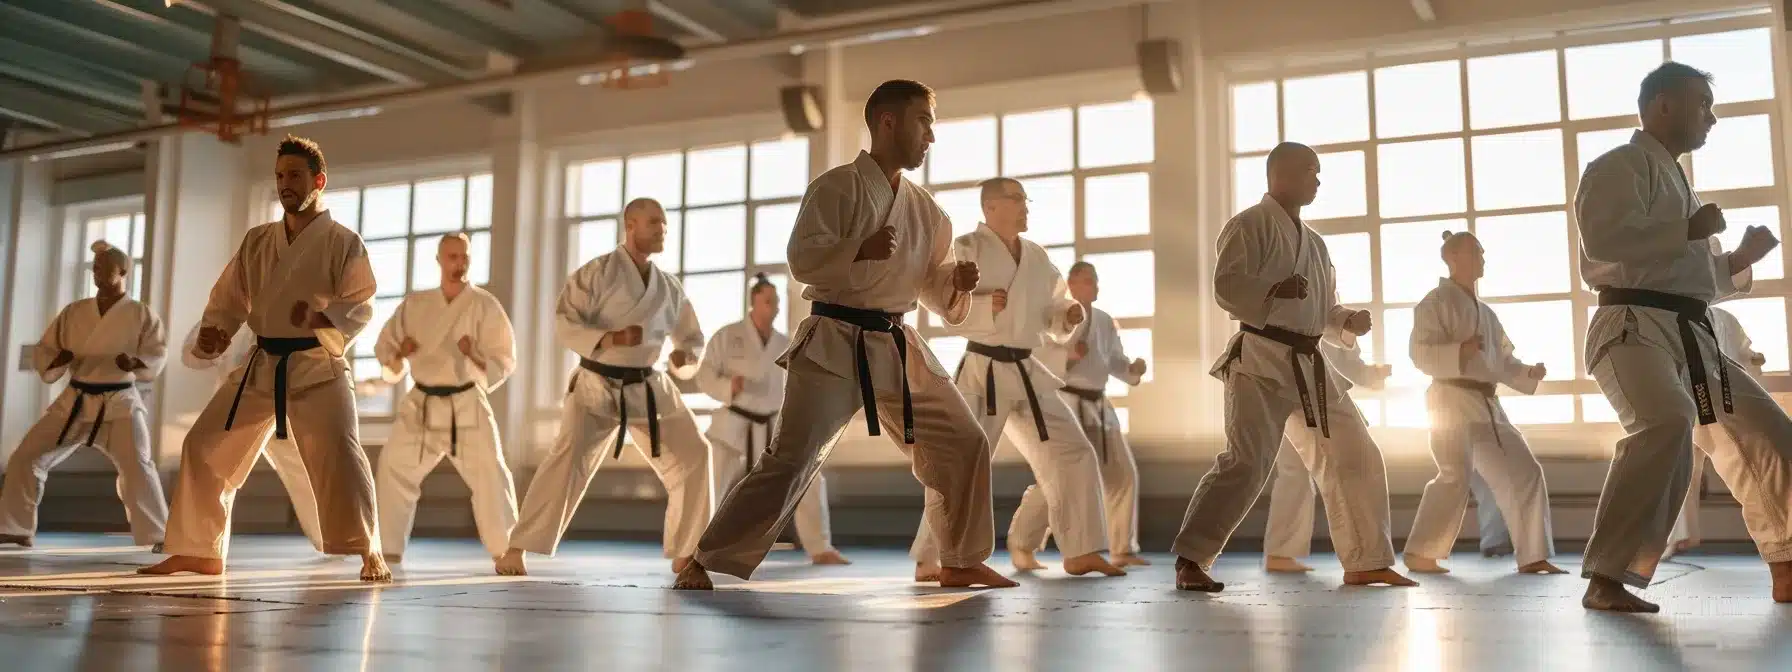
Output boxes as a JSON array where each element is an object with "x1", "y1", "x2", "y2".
[
  {"x1": 864, "y1": 79, "x2": 935, "y2": 130},
  {"x1": 978, "y1": 177, "x2": 1022, "y2": 204},
  {"x1": 1637, "y1": 61, "x2": 1713, "y2": 112},
  {"x1": 276, "y1": 135, "x2": 326, "y2": 175},
  {"x1": 1068, "y1": 261, "x2": 1095, "y2": 278},
  {"x1": 1265, "y1": 141, "x2": 1314, "y2": 178}
]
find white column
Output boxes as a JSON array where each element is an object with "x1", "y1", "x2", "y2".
[
  {"x1": 0, "y1": 153, "x2": 54, "y2": 458},
  {"x1": 483, "y1": 90, "x2": 543, "y2": 467},
  {"x1": 789, "y1": 44, "x2": 853, "y2": 329}
]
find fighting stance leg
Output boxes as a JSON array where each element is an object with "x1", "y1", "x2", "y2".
[
  {"x1": 501, "y1": 397, "x2": 624, "y2": 574},
  {"x1": 1702, "y1": 366, "x2": 1792, "y2": 603},
  {"x1": 99, "y1": 408, "x2": 168, "y2": 547},
  {"x1": 264, "y1": 438, "x2": 325, "y2": 552},
  {"x1": 142, "y1": 381, "x2": 280, "y2": 575},
  {"x1": 1264, "y1": 439, "x2": 1317, "y2": 572},
  {"x1": 0, "y1": 411, "x2": 86, "y2": 546},
  {"x1": 1171, "y1": 372, "x2": 1296, "y2": 591},
  {"x1": 445, "y1": 411, "x2": 519, "y2": 562},
  {"x1": 625, "y1": 408, "x2": 712, "y2": 565},
  {"x1": 285, "y1": 377, "x2": 387, "y2": 581},
  {"x1": 374, "y1": 415, "x2": 444, "y2": 562}
]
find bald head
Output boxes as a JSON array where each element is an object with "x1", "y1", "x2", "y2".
[
  {"x1": 623, "y1": 197, "x2": 668, "y2": 256},
  {"x1": 437, "y1": 232, "x2": 471, "y2": 284},
  {"x1": 979, "y1": 177, "x2": 1029, "y2": 235},
  {"x1": 1265, "y1": 142, "x2": 1320, "y2": 209}
]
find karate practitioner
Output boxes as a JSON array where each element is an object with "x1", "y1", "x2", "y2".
[
  {"x1": 1664, "y1": 302, "x2": 1765, "y2": 558},
  {"x1": 1173, "y1": 142, "x2": 1413, "y2": 591},
  {"x1": 373, "y1": 233, "x2": 519, "y2": 571},
  {"x1": 0, "y1": 242, "x2": 168, "y2": 550},
  {"x1": 1260, "y1": 326, "x2": 1388, "y2": 572},
  {"x1": 140, "y1": 136, "x2": 389, "y2": 582},
  {"x1": 498, "y1": 197, "x2": 710, "y2": 576},
  {"x1": 911, "y1": 178, "x2": 1122, "y2": 579},
  {"x1": 696, "y1": 274, "x2": 849, "y2": 566},
  {"x1": 676, "y1": 79, "x2": 1014, "y2": 591},
  {"x1": 1006, "y1": 261, "x2": 1150, "y2": 569},
  {"x1": 1402, "y1": 231, "x2": 1563, "y2": 575},
  {"x1": 1576, "y1": 62, "x2": 1792, "y2": 611}
]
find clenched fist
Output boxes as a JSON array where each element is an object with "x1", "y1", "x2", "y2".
[
  {"x1": 1460, "y1": 338, "x2": 1484, "y2": 359},
  {"x1": 952, "y1": 261, "x2": 980, "y2": 293},
  {"x1": 991, "y1": 289, "x2": 1008, "y2": 315},
  {"x1": 669, "y1": 349, "x2": 693, "y2": 369},
  {"x1": 1065, "y1": 302, "x2": 1085, "y2": 327},
  {"x1": 1688, "y1": 203, "x2": 1726, "y2": 240},
  {"x1": 1271, "y1": 274, "x2": 1309, "y2": 300},
  {"x1": 115, "y1": 353, "x2": 143, "y2": 371},
  {"x1": 1529, "y1": 363, "x2": 1548, "y2": 380},
  {"x1": 1128, "y1": 358, "x2": 1147, "y2": 377},
  {"x1": 1343, "y1": 310, "x2": 1373, "y2": 336},
  {"x1": 605, "y1": 325, "x2": 644, "y2": 348},
  {"x1": 196, "y1": 326, "x2": 230, "y2": 356},
  {"x1": 399, "y1": 337, "x2": 420, "y2": 358},
  {"x1": 49, "y1": 349, "x2": 75, "y2": 369},
  {"x1": 291, "y1": 301, "x2": 332, "y2": 329},
  {"x1": 856, "y1": 225, "x2": 898, "y2": 261},
  {"x1": 1070, "y1": 340, "x2": 1089, "y2": 362},
  {"x1": 731, "y1": 376, "x2": 746, "y2": 398}
]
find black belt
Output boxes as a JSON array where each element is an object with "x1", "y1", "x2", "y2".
[
  {"x1": 580, "y1": 359, "x2": 660, "y2": 458},
  {"x1": 727, "y1": 405, "x2": 777, "y2": 472},
  {"x1": 226, "y1": 336, "x2": 323, "y2": 440},
  {"x1": 958, "y1": 342, "x2": 1050, "y2": 441},
  {"x1": 1235, "y1": 324, "x2": 1329, "y2": 438},
  {"x1": 810, "y1": 302, "x2": 913, "y2": 444},
  {"x1": 1598, "y1": 288, "x2": 1731, "y2": 425},
  {"x1": 57, "y1": 380, "x2": 133, "y2": 448},
  {"x1": 1062, "y1": 385, "x2": 1107, "y2": 461},
  {"x1": 1433, "y1": 378, "x2": 1504, "y2": 448},
  {"x1": 416, "y1": 382, "x2": 478, "y2": 458}
]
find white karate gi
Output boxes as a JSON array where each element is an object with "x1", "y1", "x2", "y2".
[
  {"x1": 1577, "y1": 130, "x2": 1792, "y2": 587},
  {"x1": 911, "y1": 223, "x2": 1105, "y2": 562},
  {"x1": 695, "y1": 320, "x2": 836, "y2": 557},
  {"x1": 1007, "y1": 305, "x2": 1142, "y2": 556},
  {"x1": 1172, "y1": 194, "x2": 1397, "y2": 573},
  {"x1": 164, "y1": 212, "x2": 381, "y2": 560},
  {"x1": 373, "y1": 286, "x2": 519, "y2": 558},
  {"x1": 509, "y1": 249, "x2": 710, "y2": 560},
  {"x1": 0, "y1": 298, "x2": 168, "y2": 545},
  {"x1": 1403, "y1": 279, "x2": 1554, "y2": 567},
  {"x1": 1669, "y1": 305, "x2": 1763, "y2": 551},
  {"x1": 1261, "y1": 328, "x2": 1382, "y2": 560},
  {"x1": 694, "y1": 151, "x2": 993, "y2": 580}
]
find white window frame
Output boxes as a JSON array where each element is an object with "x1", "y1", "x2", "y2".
[{"x1": 67, "y1": 198, "x2": 148, "y2": 301}]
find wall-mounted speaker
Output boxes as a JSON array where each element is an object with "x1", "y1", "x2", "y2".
[
  {"x1": 780, "y1": 85, "x2": 825, "y2": 134},
  {"x1": 1137, "y1": 39, "x2": 1183, "y2": 96}
]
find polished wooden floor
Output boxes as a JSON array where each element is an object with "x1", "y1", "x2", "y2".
[{"x1": 0, "y1": 533, "x2": 1787, "y2": 671}]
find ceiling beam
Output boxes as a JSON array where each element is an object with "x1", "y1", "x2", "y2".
[
  {"x1": 0, "y1": 77, "x2": 139, "y2": 134},
  {"x1": 183, "y1": 0, "x2": 472, "y2": 84},
  {"x1": 1410, "y1": 0, "x2": 1437, "y2": 22},
  {"x1": 82, "y1": 0, "x2": 373, "y2": 91},
  {"x1": 0, "y1": 4, "x2": 194, "y2": 80},
  {"x1": 374, "y1": 0, "x2": 537, "y2": 56},
  {"x1": 648, "y1": 0, "x2": 769, "y2": 42},
  {"x1": 0, "y1": 59, "x2": 144, "y2": 112}
]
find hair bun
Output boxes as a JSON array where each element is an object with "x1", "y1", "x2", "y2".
[
  {"x1": 752, "y1": 272, "x2": 768, "y2": 283},
  {"x1": 1440, "y1": 231, "x2": 1454, "y2": 242},
  {"x1": 90, "y1": 240, "x2": 114, "y2": 253}
]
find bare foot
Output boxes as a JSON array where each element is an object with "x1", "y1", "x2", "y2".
[
  {"x1": 1582, "y1": 576, "x2": 1659, "y2": 612},
  {"x1": 383, "y1": 553, "x2": 403, "y2": 565},
  {"x1": 915, "y1": 561, "x2": 941, "y2": 583},
  {"x1": 671, "y1": 556, "x2": 694, "y2": 574},
  {"x1": 673, "y1": 559, "x2": 714, "y2": 590},
  {"x1": 1770, "y1": 561, "x2": 1792, "y2": 603},
  {"x1": 361, "y1": 553, "x2": 392, "y2": 582},
  {"x1": 809, "y1": 550, "x2": 852, "y2": 565},
  {"x1": 149, "y1": 542, "x2": 164, "y2": 554},
  {"x1": 495, "y1": 548, "x2": 528, "y2": 576},
  {"x1": 1175, "y1": 556, "x2": 1223, "y2": 592},
  {"x1": 1663, "y1": 539, "x2": 1695, "y2": 560},
  {"x1": 1063, "y1": 552, "x2": 1126, "y2": 577},
  {"x1": 1518, "y1": 560, "x2": 1568, "y2": 575},
  {"x1": 939, "y1": 563, "x2": 1018, "y2": 588},
  {"x1": 1265, "y1": 555, "x2": 1313, "y2": 573},
  {"x1": 137, "y1": 555, "x2": 223, "y2": 576},
  {"x1": 0, "y1": 534, "x2": 31, "y2": 548},
  {"x1": 1113, "y1": 553, "x2": 1152, "y2": 568},
  {"x1": 1010, "y1": 547, "x2": 1046, "y2": 571},
  {"x1": 1343, "y1": 568, "x2": 1418, "y2": 587},
  {"x1": 1403, "y1": 554, "x2": 1450, "y2": 574}
]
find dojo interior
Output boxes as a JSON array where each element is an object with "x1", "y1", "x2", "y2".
[{"x1": 1, "y1": 0, "x2": 1790, "y2": 669}]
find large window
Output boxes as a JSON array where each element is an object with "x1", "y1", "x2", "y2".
[
  {"x1": 1226, "y1": 13, "x2": 1785, "y2": 434},
  {"x1": 77, "y1": 211, "x2": 146, "y2": 299},
  {"x1": 271, "y1": 173, "x2": 496, "y2": 414}
]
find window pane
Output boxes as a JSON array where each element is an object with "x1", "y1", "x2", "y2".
[
  {"x1": 751, "y1": 137, "x2": 810, "y2": 200},
  {"x1": 358, "y1": 297, "x2": 402, "y2": 357},
  {"x1": 1488, "y1": 300, "x2": 1574, "y2": 380},
  {"x1": 1324, "y1": 232, "x2": 1372, "y2": 304},
  {"x1": 753, "y1": 203, "x2": 798, "y2": 265},
  {"x1": 1232, "y1": 155, "x2": 1268, "y2": 215},
  {"x1": 1045, "y1": 245, "x2": 1077, "y2": 276},
  {"x1": 1566, "y1": 40, "x2": 1664, "y2": 120},
  {"x1": 1283, "y1": 71, "x2": 1370, "y2": 146},
  {"x1": 1576, "y1": 128, "x2": 1636, "y2": 177},
  {"x1": 573, "y1": 159, "x2": 623, "y2": 217},
  {"x1": 1078, "y1": 98, "x2": 1153, "y2": 168},
  {"x1": 1083, "y1": 251, "x2": 1153, "y2": 318},
  {"x1": 759, "y1": 272, "x2": 792, "y2": 331},
  {"x1": 103, "y1": 215, "x2": 132, "y2": 252},
  {"x1": 1374, "y1": 60, "x2": 1464, "y2": 139},
  {"x1": 1691, "y1": 114, "x2": 1773, "y2": 191},
  {"x1": 411, "y1": 177, "x2": 466, "y2": 234},
  {"x1": 1714, "y1": 206, "x2": 1783, "y2": 280},
  {"x1": 928, "y1": 336, "x2": 968, "y2": 373},
  {"x1": 1502, "y1": 395, "x2": 1575, "y2": 425},
  {"x1": 360, "y1": 184, "x2": 411, "y2": 239},
  {"x1": 1471, "y1": 130, "x2": 1565, "y2": 210},
  {"x1": 267, "y1": 200, "x2": 285, "y2": 224},
  {"x1": 626, "y1": 152, "x2": 684, "y2": 207},
  {"x1": 1020, "y1": 175, "x2": 1074, "y2": 246},
  {"x1": 366, "y1": 239, "x2": 409, "y2": 298},
  {"x1": 685, "y1": 144, "x2": 747, "y2": 206},
  {"x1": 683, "y1": 205, "x2": 747, "y2": 272},
  {"x1": 130, "y1": 271, "x2": 141, "y2": 299},
  {"x1": 933, "y1": 187, "x2": 983, "y2": 239},
  {"x1": 467, "y1": 174, "x2": 492, "y2": 230},
  {"x1": 1232, "y1": 81, "x2": 1279, "y2": 152},
  {"x1": 572, "y1": 218, "x2": 617, "y2": 269},
  {"x1": 130, "y1": 213, "x2": 146, "y2": 257},
  {"x1": 1719, "y1": 297, "x2": 1788, "y2": 372},
  {"x1": 1381, "y1": 219, "x2": 1460, "y2": 303},
  {"x1": 1307, "y1": 150, "x2": 1367, "y2": 220},
  {"x1": 354, "y1": 358, "x2": 394, "y2": 414},
  {"x1": 1106, "y1": 329, "x2": 1153, "y2": 397},
  {"x1": 682, "y1": 271, "x2": 746, "y2": 337},
  {"x1": 1582, "y1": 393, "x2": 1619, "y2": 423},
  {"x1": 1381, "y1": 307, "x2": 1419, "y2": 386},
  {"x1": 1377, "y1": 138, "x2": 1467, "y2": 218},
  {"x1": 1084, "y1": 172, "x2": 1150, "y2": 238},
  {"x1": 1002, "y1": 107, "x2": 1073, "y2": 177},
  {"x1": 1468, "y1": 50, "x2": 1561, "y2": 129},
  {"x1": 325, "y1": 190, "x2": 361, "y2": 232},
  {"x1": 1477, "y1": 211, "x2": 1570, "y2": 297},
  {"x1": 1355, "y1": 398, "x2": 1383, "y2": 426},
  {"x1": 468, "y1": 230, "x2": 491, "y2": 286},
  {"x1": 660, "y1": 211, "x2": 684, "y2": 274},
  {"x1": 411, "y1": 235, "x2": 443, "y2": 291},
  {"x1": 928, "y1": 116, "x2": 998, "y2": 184},
  {"x1": 1670, "y1": 28, "x2": 1774, "y2": 104},
  {"x1": 1386, "y1": 392, "x2": 1430, "y2": 428}
]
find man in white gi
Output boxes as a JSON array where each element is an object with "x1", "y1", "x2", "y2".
[
  {"x1": 911, "y1": 178, "x2": 1122, "y2": 579},
  {"x1": 1402, "y1": 231, "x2": 1563, "y2": 575},
  {"x1": 1577, "y1": 62, "x2": 1791, "y2": 611},
  {"x1": 1006, "y1": 260, "x2": 1149, "y2": 569},
  {"x1": 374, "y1": 233, "x2": 519, "y2": 571},
  {"x1": 1173, "y1": 142, "x2": 1413, "y2": 591},
  {"x1": 497, "y1": 197, "x2": 710, "y2": 576},
  {"x1": 1664, "y1": 299, "x2": 1765, "y2": 559},
  {"x1": 140, "y1": 136, "x2": 389, "y2": 582},
  {"x1": 696, "y1": 274, "x2": 849, "y2": 566},
  {"x1": 0, "y1": 242, "x2": 168, "y2": 550},
  {"x1": 676, "y1": 79, "x2": 1013, "y2": 591}
]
